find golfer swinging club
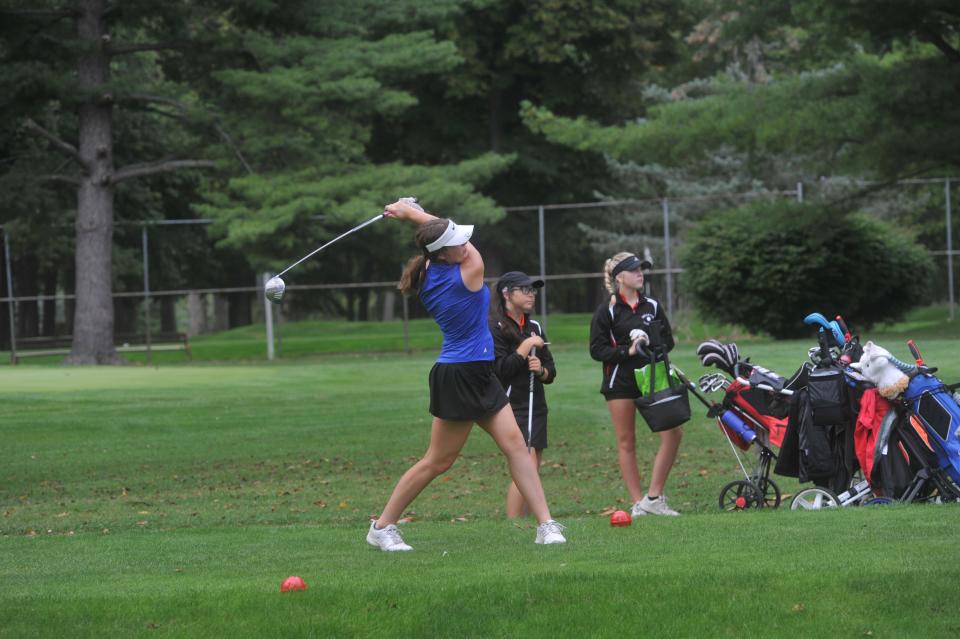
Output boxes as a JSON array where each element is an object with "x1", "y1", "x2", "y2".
[{"x1": 366, "y1": 199, "x2": 566, "y2": 551}]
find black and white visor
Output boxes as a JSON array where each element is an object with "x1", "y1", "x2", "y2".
[
  {"x1": 426, "y1": 220, "x2": 474, "y2": 253},
  {"x1": 611, "y1": 254, "x2": 652, "y2": 277}
]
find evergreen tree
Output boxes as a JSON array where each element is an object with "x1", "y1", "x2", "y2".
[{"x1": 0, "y1": 0, "x2": 232, "y2": 363}]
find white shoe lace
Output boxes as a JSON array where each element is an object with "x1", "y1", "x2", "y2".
[
  {"x1": 381, "y1": 524, "x2": 405, "y2": 546},
  {"x1": 540, "y1": 520, "x2": 565, "y2": 536}
]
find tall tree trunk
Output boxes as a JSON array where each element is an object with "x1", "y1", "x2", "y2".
[
  {"x1": 67, "y1": 0, "x2": 121, "y2": 364},
  {"x1": 41, "y1": 269, "x2": 57, "y2": 336},
  {"x1": 227, "y1": 292, "x2": 251, "y2": 328},
  {"x1": 160, "y1": 296, "x2": 178, "y2": 333},
  {"x1": 0, "y1": 254, "x2": 8, "y2": 351},
  {"x1": 15, "y1": 254, "x2": 38, "y2": 338}
]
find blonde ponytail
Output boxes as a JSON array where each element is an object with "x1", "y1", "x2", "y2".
[{"x1": 603, "y1": 251, "x2": 635, "y2": 295}]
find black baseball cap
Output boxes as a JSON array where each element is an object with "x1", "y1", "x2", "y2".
[
  {"x1": 611, "y1": 255, "x2": 652, "y2": 277},
  {"x1": 496, "y1": 271, "x2": 545, "y2": 290}
]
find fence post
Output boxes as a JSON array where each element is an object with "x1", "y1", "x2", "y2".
[
  {"x1": 142, "y1": 225, "x2": 152, "y2": 364},
  {"x1": 261, "y1": 273, "x2": 275, "y2": 361},
  {"x1": 661, "y1": 198, "x2": 674, "y2": 318},
  {"x1": 947, "y1": 178, "x2": 955, "y2": 321},
  {"x1": 3, "y1": 229, "x2": 17, "y2": 364},
  {"x1": 538, "y1": 205, "x2": 547, "y2": 328},
  {"x1": 796, "y1": 181, "x2": 804, "y2": 203}
]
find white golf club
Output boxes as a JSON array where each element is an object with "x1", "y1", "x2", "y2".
[{"x1": 264, "y1": 197, "x2": 422, "y2": 303}]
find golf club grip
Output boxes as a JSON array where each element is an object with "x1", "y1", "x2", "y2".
[
  {"x1": 835, "y1": 315, "x2": 851, "y2": 340},
  {"x1": 529, "y1": 346, "x2": 537, "y2": 391},
  {"x1": 906, "y1": 339, "x2": 924, "y2": 366}
]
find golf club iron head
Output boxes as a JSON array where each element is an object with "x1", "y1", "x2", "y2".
[{"x1": 265, "y1": 275, "x2": 286, "y2": 304}]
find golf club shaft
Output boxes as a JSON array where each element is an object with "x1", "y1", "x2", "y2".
[
  {"x1": 277, "y1": 214, "x2": 384, "y2": 278},
  {"x1": 527, "y1": 346, "x2": 536, "y2": 453}
]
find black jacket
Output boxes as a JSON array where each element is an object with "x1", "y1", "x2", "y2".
[
  {"x1": 589, "y1": 294, "x2": 674, "y2": 396},
  {"x1": 491, "y1": 314, "x2": 555, "y2": 417}
]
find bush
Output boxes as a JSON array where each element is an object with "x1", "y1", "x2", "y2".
[{"x1": 680, "y1": 200, "x2": 934, "y2": 338}]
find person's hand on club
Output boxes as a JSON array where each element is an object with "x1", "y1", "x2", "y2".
[
  {"x1": 383, "y1": 199, "x2": 423, "y2": 221},
  {"x1": 527, "y1": 354, "x2": 544, "y2": 377},
  {"x1": 521, "y1": 334, "x2": 544, "y2": 355},
  {"x1": 627, "y1": 328, "x2": 649, "y2": 356}
]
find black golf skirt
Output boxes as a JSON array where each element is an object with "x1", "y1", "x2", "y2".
[
  {"x1": 511, "y1": 409, "x2": 548, "y2": 449},
  {"x1": 428, "y1": 361, "x2": 509, "y2": 422}
]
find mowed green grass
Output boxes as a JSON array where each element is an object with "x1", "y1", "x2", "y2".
[{"x1": 1, "y1": 309, "x2": 959, "y2": 637}]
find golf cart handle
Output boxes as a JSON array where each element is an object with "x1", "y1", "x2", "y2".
[{"x1": 734, "y1": 377, "x2": 795, "y2": 396}]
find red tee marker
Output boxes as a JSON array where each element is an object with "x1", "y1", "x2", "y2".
[
  {"x1": 281, "y1": 576, "x2": 308, "y2": 592},
  {"x1": 609, "y1": 510, "x2": 632, "y2": 527}
]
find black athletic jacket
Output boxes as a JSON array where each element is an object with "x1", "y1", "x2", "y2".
[
  {"x1": 491, "y1": 314, "x2": 555, "y2": 417},
  {"x1": 589, "y1": 294, "x2": 675, "y2": 396}
]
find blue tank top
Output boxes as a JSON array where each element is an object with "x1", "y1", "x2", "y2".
[{"x1": 419, "y1": 262, "x2": 494, "y2": 363}]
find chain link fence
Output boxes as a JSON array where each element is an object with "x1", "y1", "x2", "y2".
[{"x1": 1, "y1": 179, "x2": 956, "y2": 362}]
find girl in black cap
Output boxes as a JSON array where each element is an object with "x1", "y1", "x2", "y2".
[
  {"x1": 490, "y1": 271, "x2": 556, "y2": 518},
  {"x1": 589, "y1": 251, "x2": 683, "y2": 517},
  {"x1": 366, "y1": 200, "x2": 565, "y2": 551}
]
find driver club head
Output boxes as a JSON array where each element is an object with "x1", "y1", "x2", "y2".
[{"x1": 265, "y1": 276, "x2": 286, "y2": 304}]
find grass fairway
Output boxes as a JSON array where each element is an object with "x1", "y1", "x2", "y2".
[{"x1": 1, "y1": 311, "x2": 959, "y2": 637}]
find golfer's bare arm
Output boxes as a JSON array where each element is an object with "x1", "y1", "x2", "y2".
[{"x1": 458, "y1": 243, "x2": 484, "y2": 291}]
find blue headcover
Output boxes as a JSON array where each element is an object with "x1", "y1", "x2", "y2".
[
  {"x1": 803, "y1": 312, "x2": 847, "y2": 347},
  {"x1": 903, "y1": 374, "x2": 960, "y2": 483}
]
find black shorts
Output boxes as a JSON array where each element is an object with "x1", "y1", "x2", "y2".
[
  {"x1": 429, "y1": 361, "x2": 510, "y2": 422},
  {"x1": 603, "y1": 391, "x2": 641, "y2": 401},
  {"x1": 511, "y1": 408, "x2": 548, "y2": 449}
]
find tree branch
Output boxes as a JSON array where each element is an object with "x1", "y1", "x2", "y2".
[
  {"x1": 108, "y1": 40, "x2": 193, "y2": 56},
  {"x1": 37, "y1": 174, "x2": 81, "y2": 186},
  {"x1": 213, "y1": 123, "x2": 254, "y2": 175},
  {"x1": 122, "y1": 94, "x2": 255, "y2": 174},
  {"x1": 23, "y1": 119, "x2": 88, "y2": 169},
  {"x1": 123, "y1": 93, "x2": 189, "y2": 110},
  {"x1": 922, "y1": 31, "x2": 960, "y2": 65},
  {"x1": 0, "y1": 9, "x2": 76, "y2": 18},
  {"x1": 113, "y1": 159, "x2": 216, "y2": 183}
]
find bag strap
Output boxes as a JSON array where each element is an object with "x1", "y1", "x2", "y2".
[{"x1": 641, "y1": 345, "x2": 679, "y2": 392}]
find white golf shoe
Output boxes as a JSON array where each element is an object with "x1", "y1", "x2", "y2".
[
  {"x1": 636, "y1": 495, "x2": 680, "y2": 516},
  {"x1": 367, "y1": 521, "x2": 413, "y2": 552},
  {"x1": 535, "y1": 519, "x2": 566, "y2": 545},
  {"x1": 630, "y1": 500, "x2": 648, "y2": 518}
]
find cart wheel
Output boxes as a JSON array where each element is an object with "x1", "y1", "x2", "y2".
[
  {"x1": 749, "y1": 475, "x2": 782, "y2": 508},
  {"x1": 863, "y1": 497, "x2": 894, "y2": 506},
  {"x1": 790, "y1": 487, "x2": 841, "y2": 510},
  {"x1": 719, "y1": 480, "x2": 763, "y2": 511}
]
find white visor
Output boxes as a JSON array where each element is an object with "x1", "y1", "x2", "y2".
[{"x1": 425, "y1": 220, "x2": 474, "y2": 253}]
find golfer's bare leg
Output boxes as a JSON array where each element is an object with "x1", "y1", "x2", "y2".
[
  {"x1": 506, "y1": 448, "x2": 542, "y2": 518},
  {"x1": 376, "y1": 417, "x2": 472, "y2": 527},
  {"x1": 648, "y1": 427, "x2": 683, "y2": 497},
  {"x1": 480, "y1": 404, "x2": 552, "y2": 524},
  {"x1": 608, "y1": 399, "x2": 644, "y2": 503}
]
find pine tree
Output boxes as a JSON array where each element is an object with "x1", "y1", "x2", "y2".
[{"x1": 1, "y1": 0, "x2": 228, "y2": 363}]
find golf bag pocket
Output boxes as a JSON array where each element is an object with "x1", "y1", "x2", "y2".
[
  {"x1": 808, "y1": 367, "x2": 847, "y2": 426},
  {"x1": 636, "y1": 385, "x2": 691, "y2": 432},
  {"x1": 634, "y1": 349, "x2": 690, "y2": 432}
]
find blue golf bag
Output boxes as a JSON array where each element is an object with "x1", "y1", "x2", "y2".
[{"x1": 902, "y1": 373, "x2": 960, "y2": 484}]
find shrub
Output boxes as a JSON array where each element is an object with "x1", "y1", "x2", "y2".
[{"x1": 680, "y1": 200, "x2": 934, "y2": 338}]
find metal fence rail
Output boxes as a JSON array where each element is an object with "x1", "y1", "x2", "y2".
[{"x1": 1, "y1": 178, "x2": 956, "y2": 362}]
